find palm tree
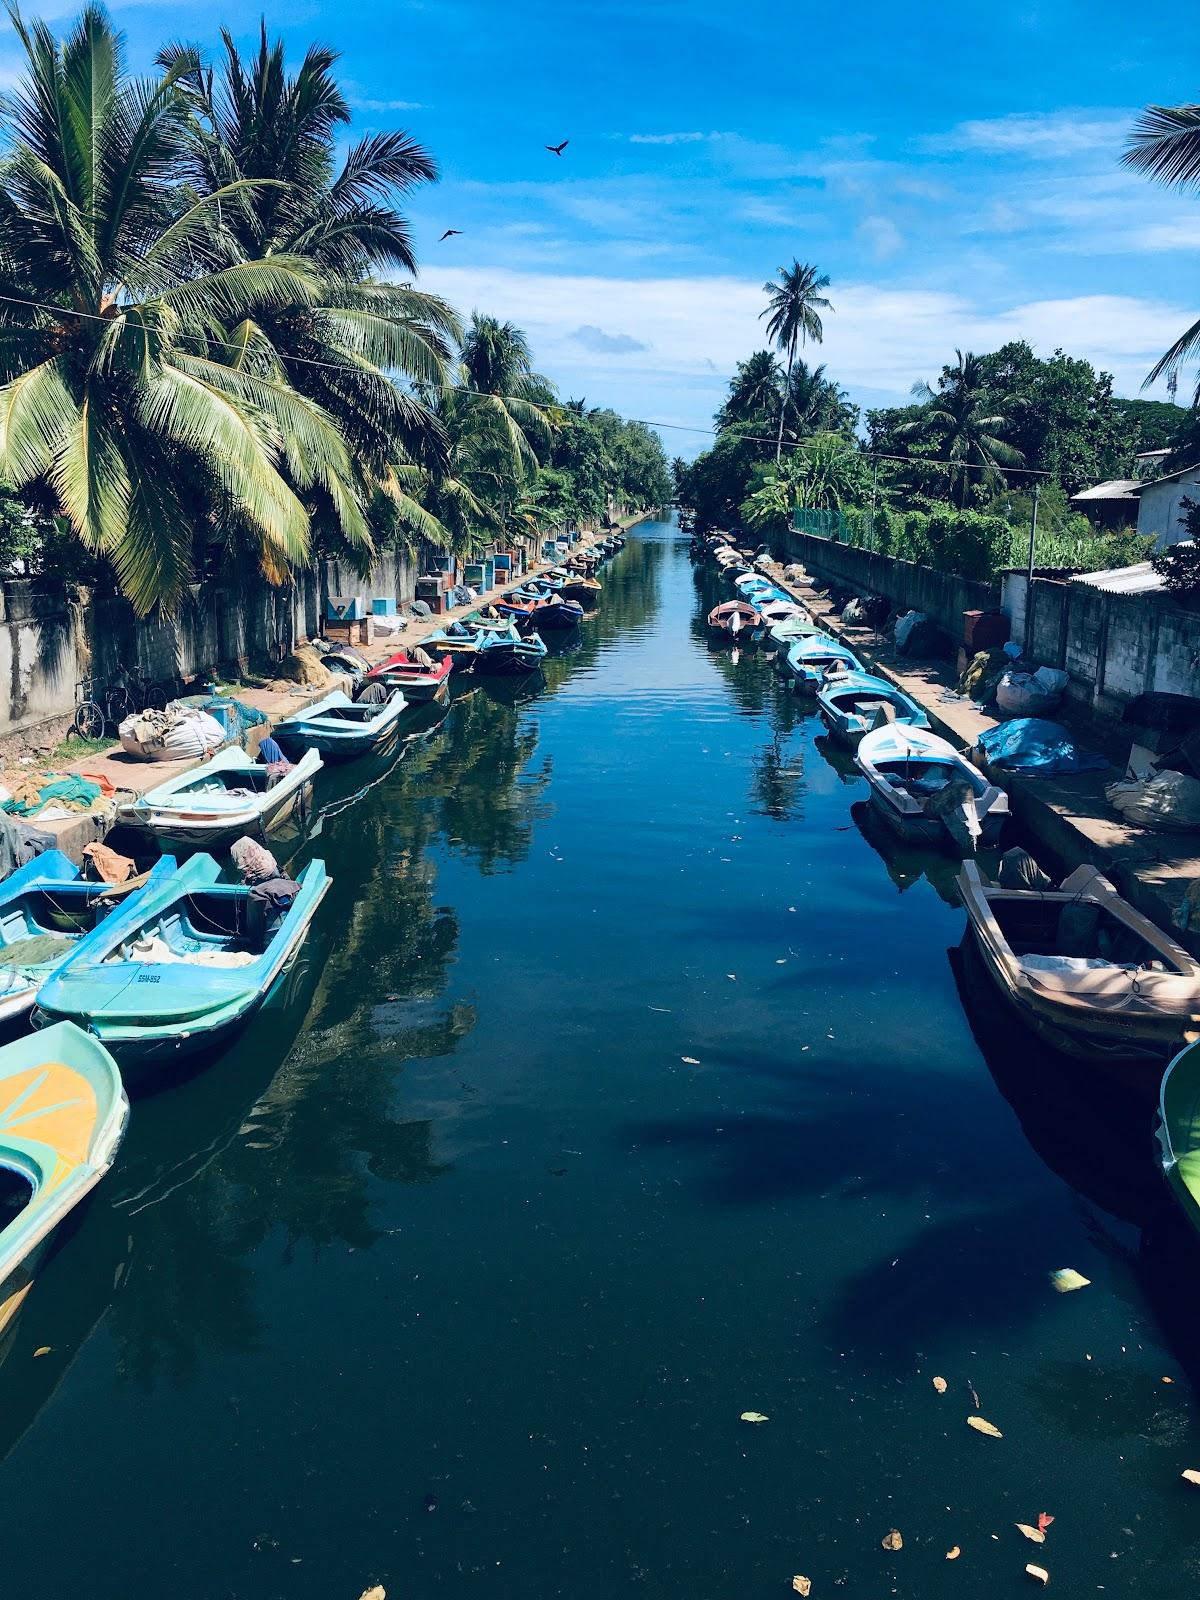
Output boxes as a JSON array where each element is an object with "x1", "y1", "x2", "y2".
[
  {"x1": 760, "y1": 261, "x2": 832, "y2": 462},
  {"x1": 785, "y1": 360, "x2": 855, "y2": 439},
  {"x1": 163, "y1": 26, "x2": 460, "y2": 515},
  {"x1": 458, "y1": 314, "x2": 553, "y2": 475},
  {"x1": 1125, "y1": 102, "x2": 1200, "y2": 386},
  {"x1": 901, "y1": 350, "x2": 1024, "y2": 508},
  {"x1": 0, "y1": 5, "x2": 330, "y2": 612},
  {"x1": 716, "y1": 350, "x2": 782, "y2": 431}
]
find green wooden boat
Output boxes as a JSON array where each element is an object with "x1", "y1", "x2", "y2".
[
  {"x1": 1159, "y1": 1039, "x2": 1200, "y2": 1234},
  {"x1": 36, "y1": 853, "x2": 330, "y2": 1065},
  {"x1": 0, "y1": 1023, "x2": 127, "y2": 1338}
]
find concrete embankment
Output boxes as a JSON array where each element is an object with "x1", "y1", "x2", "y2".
[
  {"x1": 761, "y1": 555, "x2": 1200, "y2": 958},
  {"x1": 39, "y1": 517, "x2": 647, "y2": 863}
]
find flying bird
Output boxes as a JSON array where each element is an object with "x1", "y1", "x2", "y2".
[
  {"x1": 545, "y1": 139, "x2": 569, "y2": 156},
  {"x1": 439, "y1": 228, "x2": 462, "y2": 240}
]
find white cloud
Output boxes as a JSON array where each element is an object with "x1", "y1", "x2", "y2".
[
  {"x1": 856, "y1": 216, "x2": 904, "y2": 261},
  {"x1": 627, "y1": 131, "x2": 714, "y2": 145},
  {"x1": 927, "y1": 110, "x2": 1132, "y2": 159},
  {"x1": 412, "y1": 265, "x2": 1188, "y2": 437},
  {"x1": 351, "y1": 97, "x2": 425, "y2": 113}
]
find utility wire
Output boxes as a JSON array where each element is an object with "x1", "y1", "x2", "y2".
[{"x1": 0, "y1": 287, "x2": 1061, "y2": 481}]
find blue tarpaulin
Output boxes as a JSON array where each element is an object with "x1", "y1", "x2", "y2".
[{"x1": 976, "y1": 718, "x2": 1109, "y2": 776}]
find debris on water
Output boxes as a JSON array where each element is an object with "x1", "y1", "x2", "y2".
[
  {"x1": 1163, "y1": 1376, "x2": 1174, "y2": 1384},
  {"x1": 1037, "y1": 1514, "x2": 1054, "y2": 1533},
  {"x1": 1181, "y1": 1469, "x2": 1200, "y2": 1486},
  {"x1": 791, "y1": 1577, "x2": 811, "y2": 1595},
  {"x1": 648, "y1": 1006, "x2": 672, "y2": 1013},
  {"x1": 32, "y1": 1346, "x2": 51, "y2": 1358},
  {"x1": 359, "y1": 1588, "x2": 386, "y2": 1600},
  {"x1": 681, "y1": 1056, "x2": 700, "y2": 1065},
  {"x1": 1025, "y1": 1563, "x2": 1049, "y2": 1585},
  {"x1": 946, "y1": 1547, "x2": 961, "y2": 1561},
  {"x1": 881, "y1": 1530, "x2": 903, "y2": 1552},
  {"x1": 968, "y1": 1383, "x2": 981, "y2": 1410},
  {"x1": 1049, "y1": 1268, "x2": 1090, "y2": 1293},
  {"x1": 966, "y1": 1416, "x2": 1003, "y2": 1438},
  {"x1": 932, "y1": 1376, "x2": 948, "y2": 1393},
  {"x1": 726, "y1": 973, "x2": 737, "y2": 981},
  {"x1": 424, "y1": 1493, "x2": 438, "y2": 1512},
  {"x1": 740, "y1": 1411, "x2": 769, "y2": 1424},
  {"x1": 1016, "y1": 1524, "x2": 1046, "y2": 1544}
]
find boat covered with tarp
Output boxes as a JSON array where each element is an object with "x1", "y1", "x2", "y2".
[
  {"x1": 118, "y1": 747, "x2": 322, "y2": 851},
  {"x1": 818, "y1": 671, "x2": 931, "y2": 744},
  {"x1": 0, "y1": 851, "x2": 177, "y2": 1024},
  {"x1": 961, "y1": 857, "x2": 1200, "y2": 1068},
  {"x1": 856, "y1": 723, "x2": 1007, "y2": 853},
  {"x1": 273, "y1": 689, "x2": 406, "y2": 762},
  {"x1": 0, "y1": 1022, "x2": 128, "y2": 1336},
  {"x1": 36, "y1": 852, "x2": 330, "y2": 1063},
  {"x1": 783, "y1": 633, "x2": 863, "y2": 689}
]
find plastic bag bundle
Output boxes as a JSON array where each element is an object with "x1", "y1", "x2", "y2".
[
  {"x1": 119, "y1": 707, "x2": 226, "y2": 761},
  {"x1": 1106, "y1": 770, "x2": 1200, "y2": 832},
  {"x1": 996, "y1": 666, "x2": 1069, "y2": 718}
]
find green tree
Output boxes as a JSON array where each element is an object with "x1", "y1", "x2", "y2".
[
  {"x1": 901, "y1": 350, "x2": 1025, "y2": 508},
  {"x1": 976, "y1": 341, "x2": 1126, "y2": 492},
  {"x1": 0, "y1": 4, "x2": 337, "y2": 612},
  {"x1": 716, "y1": 350, "x2": 782, "y2": 431},
  {"x1": 1125, "y1": 102, "x2": 1200, "y2": 386},
  {"x1": 760, "y1": 261, "x2": 832, "y2": 462}
]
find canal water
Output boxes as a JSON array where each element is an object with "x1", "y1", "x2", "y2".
[{"x1": 4, "y1": 516, "x2": 1199, "y2": 1598}]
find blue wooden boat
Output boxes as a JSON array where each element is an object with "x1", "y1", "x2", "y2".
[
  {"x1": 474, "y1": 628, "x2": 548, "y2": 676},
  {"x1": 783, "y1": 634, "x2": 864, "y2": 690},
  {"x1": 817, "y1": 671, "x2": 931, "y2": 745},
  {"x1": 0, "y1": 851, "x2": 177, "y2": 1026},
  {"x1": 531, "y1": 595, "x2": 585, "y2": 629},
  {"x1": 119, "y1": 746, "x2": 322, "y2": 851},
  {"x1": 0, "y1": 1022, "x2": 128, "y2": 1334},
  {"x1": 36, "y1": 853, "x2": 331, "y2": 1064},
  {"x1": 767, "y1": 614, "x2": 822, "y2": 651},
  {"x1": 273, "y1": 689, "x2": 406, "y2": 761}
]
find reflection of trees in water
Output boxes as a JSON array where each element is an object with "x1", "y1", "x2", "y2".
[{"x1": 750, "y1": 732, "x2": 806, "y2": 822}]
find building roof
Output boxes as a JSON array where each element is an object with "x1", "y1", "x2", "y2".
[
  {"x1": 1141, "y1": 461, "x2": 1200, "y2": 489},
  {"x1": 1071, "y1": 560, "x2": 1164, "y2": 594},
  {"x1": 1070, "y1": 479, "x2": 1142, "y2": 504}
]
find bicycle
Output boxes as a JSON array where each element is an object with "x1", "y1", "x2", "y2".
[{"x1": 71, "y1": 664, "x2": 172, "y2": 740}]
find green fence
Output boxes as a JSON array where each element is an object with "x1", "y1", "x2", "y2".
[{"x1": 793, "y1": 507, "x2": 849, "y2": 542}]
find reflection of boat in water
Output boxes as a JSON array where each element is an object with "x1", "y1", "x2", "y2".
[
  {"x1": 949, "y1": 937, "x2": 1161, "y2": 1228},
  {"x1": 848, "y1": 800, "x2": 963, "y2": 907},
  {"x1": 813, "y1": 732, "x2": 864, "y2": 787},
  {"x1": 476, "y1": 671, "x2": 545, "y2": 706}
]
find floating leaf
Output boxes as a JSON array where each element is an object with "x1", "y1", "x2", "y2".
[
  {"x1": 946, "y1": 1547, "x2": 961, "y2": 1561},
  {"x1": 740, "y1": 1411, "x2": 769, "y2": 1424},
  {"x1": 1037, "y1": 1513, "x2": 1054, "y2": 1533},
  {"x1": 967, "y1": 1416, "x2": 1003, "y2": 1438},
  {"x1": 1049, "y1": 1268, "x2": 1090, "y2": 1293},
  {"x1": 792, "y1": 1578, "x2": 811, "y2": 1596},
  {"x1": 932, "y1": 1376, "x2": 948, "y2": 1394},
  {"x1": 881, "y1": 1529, "x2": 903, "y2": 1552},
  {"x1": 1016, "y1": 1525, "x2": 1046, "y2": 1544},
  {"x1": 681, "y1": 1057, "x2": 700, "y2": 1065},
  {"x1": 1025, "y1": 1564, "x2": 1049, "y2": 1585},
  {"x1": 359, "y1": 1588, "x2": 386, "y2": 1600},
  {"x1": 1182, "y1": 1469, "x2": 1200, "y2": 1486},
  {"x1": 1163, "y1": 1376, "x2": 1174, "y2": 1384},
  {"x1": 32, "y1": 1346, "x2": 51, "y2": 1358}
]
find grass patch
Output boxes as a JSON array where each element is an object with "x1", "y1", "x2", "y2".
[{"x1": 49, "y1": 733, "x2": 113, "y2": 765}]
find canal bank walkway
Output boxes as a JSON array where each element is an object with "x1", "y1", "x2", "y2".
[
  {"x1": 761, "y1": 553, "x2": 1200, "y2": 956},
  {"x1": 37, "y1": 517, "x2": 645, "y2": 862}
]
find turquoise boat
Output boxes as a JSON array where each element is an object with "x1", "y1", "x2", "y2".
[
  {"x1": 783, "y1": 633, "x2": 864, "y2": 690},
  {"x1": 118, "y1": 746, "x2": 322, "y2": 851},
  {"x1": 1159, "y1": 1041, "x2": 1200, "y2": 1235},
  {"x1": 0, "y1": 1022, "x2": 127, "y2": 1336},
  {"x1": 0, "y1": 851, "x2": 177, "y2": 1026},
  {"x1": 817, "y1": 671, "x2": 931, "y2": 745},
  {"x1": 767, "y1": 614, "x2": 822, "y2": 651},
  {"x1": 273, "y1": 689, "x2": 406, "y2": 762},
  {"x1": 36, "y1": 853, "x2": 330, "y2": 1064}
]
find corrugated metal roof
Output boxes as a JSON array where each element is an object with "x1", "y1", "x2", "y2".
[
  {"x1": 1070, "y1": 479, "x2": 1142, "y2": 503},
  {"x1": 1072, "y1": 560, "x2": 1165, "y2": 594}
]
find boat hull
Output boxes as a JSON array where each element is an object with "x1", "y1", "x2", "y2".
[{"x1": 864, "y1": 783, "x2": 1006, "y2": 849}]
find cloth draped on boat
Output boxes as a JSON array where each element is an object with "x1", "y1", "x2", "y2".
[
  {"x1": 976, "y1": 718, "x2": 1109, "y2": 776},
  {"x1": 0, "y1": 815, "x2": 56, "y2": 879},
  {"x1": 230, "y1": 837, "x2": 279, "y2": 883},
  {"x1": 996, "y1": 847, "x2": 1054, "y2": 892},
  {"x1": 82, "y1": 842, "x2": 134, "y2": 884},
  {"x1": 112, "y1": 935, "x2": 256, "y2": 969},
  {"x1": 357, "y1": 681, "x2": 391, "y2": 705}
]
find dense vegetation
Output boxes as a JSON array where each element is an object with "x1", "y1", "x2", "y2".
[
  {"x1": 0, "y1": 7, "x2": 668, "y2": 611},
  {"x1": 676, "y1": 296, "x2": 1186, "y2": 582}
]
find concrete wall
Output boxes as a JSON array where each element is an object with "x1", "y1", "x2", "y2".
[
  {"x1": 0, "y1": 545, "x2": 422, "y2": 739},
  {"x1": 1002, "y1": 572, "x2": 1200, "y2": 715},
  {"x1": 783, "y1": 531, "x2": 998, "y2": 642},
  {"x1": 1137, "y1": 470, "x2": 1200, "y2": 549}
]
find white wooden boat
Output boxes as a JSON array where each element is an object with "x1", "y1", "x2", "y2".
[
  {"x1": 855, "y1": 724, "x2": 1007, "y2": 853},
  {"x1": 119, "y1": 747, "x2": 322, "y2": 851},
  {"x1": 817, "y1": 671, "x2": 930, "y2": 745},
  {"x1": 767, "y1": 614, "x2": 822, "y2": 651},
  {"x1": 960, "y1": 860, "x2": 1200, "y2": 1067},
  {"x1": 273, "y1": 689, "x2": 406, "y2": 761}
]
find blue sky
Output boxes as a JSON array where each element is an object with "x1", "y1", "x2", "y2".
[{"x1": 9, "y1": 0, "x2": 1200, "y2": 452}]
